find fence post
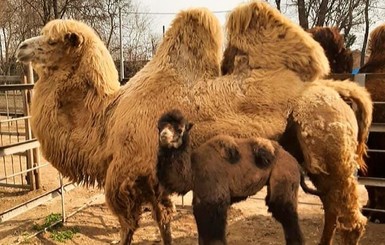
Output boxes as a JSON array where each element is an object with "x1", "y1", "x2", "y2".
[
  {"x1": 22, "y1": 63, "x2": 42, "y2": 190},
  {"x1": 354, "y1": 73, "x2": 366, "y2": 87},
  {"x1": 22, "y1": 64, "x2": 35, "y2": 190}
]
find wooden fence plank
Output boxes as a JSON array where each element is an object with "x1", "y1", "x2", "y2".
[{"x1": 0, "y1": 139, "x2": 40, "y2": 157}]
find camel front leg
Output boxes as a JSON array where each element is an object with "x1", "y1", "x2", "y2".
[{"x1": 151, "y1": 190, "x2": 173, "y2": 245}]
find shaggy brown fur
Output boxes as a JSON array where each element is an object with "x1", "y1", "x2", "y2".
[
  {"x1": 358, "y1": 23, "x2": 385, "y2": 223},
  {"x1": 360, "y1": 24, "x2": 385, "y2": 74},
  {"x1": 307, "y1": 26, "x2": 353, "y2": 73},
  {"x1": 157, "y1": 110, "x2": 304, "y2": 245},
  {"x1": 15, "y1": 1, "x2": 372, "y2": 245}
]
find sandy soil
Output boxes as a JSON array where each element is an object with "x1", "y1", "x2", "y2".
[{"x1": 1, "y1": 182, "x2": 385, "y2": 245}]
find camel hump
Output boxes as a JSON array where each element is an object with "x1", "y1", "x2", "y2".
[
  {"x1": 154, "y1": 8, "x2": 223, "y2": 81},
  {"x1": 224, "y1": 1, "x2": 330, "y2": 81},
  {"x1": 249, "y1": 138, "x2": 276, "y2": 169}
]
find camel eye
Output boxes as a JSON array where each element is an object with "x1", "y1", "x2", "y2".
[{"x1": 176, "y1": 128, "x2": 183, "y2": 134}]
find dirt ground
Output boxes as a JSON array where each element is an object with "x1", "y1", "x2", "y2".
[{"x1": 1, "y1": 181, "x2": 385, "y2": 245}]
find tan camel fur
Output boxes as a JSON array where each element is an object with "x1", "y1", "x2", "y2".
[{"x1": 16, "y1": 1, "x2": 372, "y2": 245}]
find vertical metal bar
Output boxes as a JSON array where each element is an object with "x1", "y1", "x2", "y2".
[
  {"x1": 33, "y1": 148, "x2": 41, "y2": 189},
  {"x1": 15, "y1": 117, "x2": 24, "y2": 185},
  {"x1": 2, "y1": 156, "x2": 6, "y2": 184},
  {"x1": 119, "y1": 0, "x2": 124, "y2": 83},
  {"x1": 59, "y1": 173, "x2": 66, "y2": 223},
  {"x1": 10, "y1": 150, "x2": 16, "y2": 184},
  {"x1": 5, "y1": 90, "x2": 9, "y2": 118}
]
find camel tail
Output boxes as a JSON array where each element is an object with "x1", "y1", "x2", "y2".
[
  {"x1": 321, "y1": 79, "x2": 373, "y2": 173},
  {"x1": 300, "y1": 169, "x2": 322, "y2": 197}
]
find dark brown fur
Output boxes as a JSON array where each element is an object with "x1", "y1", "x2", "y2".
[
  {"x1": 358, "y1": 25, "x2": 385, "y2": 223},
  {"x1": 157, "y1": 110, "x2": 304, "y2": 245},
  {"x1": 360, "y1": 25, "x2": 385, "y2": 74},
  {"x1": 307, "y1": 27, "x2": 353, "y2": 74}
]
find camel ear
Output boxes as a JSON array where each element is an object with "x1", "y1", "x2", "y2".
[{"x1": 65, "y1": 33, "x2": 82, "y2": 47}]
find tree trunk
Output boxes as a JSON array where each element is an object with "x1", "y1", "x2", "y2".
[
  {"x1": 53, "y1": 0, "x2": 59, "y2": 19},
  {"x1": 297, "y1": 0, "x2": 309, "y2": 29},
  {"x1": 361, "y1": 0, "x2": 370, "y2": 67},
  {"x1": 275, "y1": 0, "x2": 281, "y2": 11},
  {"x1": 316, "y1": 0, "x2": 329, "y2": 26},
  {"x1": 0, "y1": 29, "x2": 3, "y2": 65}
]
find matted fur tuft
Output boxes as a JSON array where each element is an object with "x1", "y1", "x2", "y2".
[
  {"x1": 223, "y1": 1, "x2": 330, "y2": 81},
  {"x1": 317, "y1": 79, "x2": 373, "y2": 172}
]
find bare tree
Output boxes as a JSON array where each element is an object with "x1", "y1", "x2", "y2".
[
  {"x1": 297, "y1": 0, "x2": 309, "y2": 29},
  {"x1": 0, "y1": 0, "x2": 158, "y2": 77},
  {"x1": 275, "y1": 0, "x2": 282, "y2": 11},
  {"x1": 361, "y1": 0, "x2": 371, "y2": 66},
  {"x1": 316, "y1": 0, "x2": 328, "y2": 26},
  {"x1": 291, "y1": 0, "x2": 373, "y2": 47}
]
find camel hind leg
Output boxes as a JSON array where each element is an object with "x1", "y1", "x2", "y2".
[
  {"x1": 293, "y1": 88, "x2": 367, "y2": 245},
  {"x1": 266, "y1": 153, "x2": 304, "y2": 245}
]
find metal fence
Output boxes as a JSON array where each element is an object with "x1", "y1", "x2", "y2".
[
  {"x1": 0, "y1": 70, "x2": 40, "y2": 191},
  {"x1": 0, "y1": 65, "x2": 77, "y2": 224}
]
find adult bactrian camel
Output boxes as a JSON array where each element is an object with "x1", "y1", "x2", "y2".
[{"x1": 16, "y1": 1, "x2": 372, "y2": 245}]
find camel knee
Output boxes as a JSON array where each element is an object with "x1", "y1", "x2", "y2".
[{"x1": 152, "y1": 196, "x2": 174, "y2": 226}]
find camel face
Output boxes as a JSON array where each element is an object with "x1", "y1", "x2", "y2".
[
  {"x1": 157, "y1": 110, "x2": 193, "y2": 149},
  {"x1": 16, "y1": 30, "x2": 83, "y2": 67},
  {"x1": 158, "y1": 123, "x2": 187, "y2": 149}
]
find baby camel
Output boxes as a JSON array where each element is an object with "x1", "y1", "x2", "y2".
[{"x1": 156, "y1": 109, "x2": 306, "y2": 245}]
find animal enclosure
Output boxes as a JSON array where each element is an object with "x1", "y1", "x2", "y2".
[
  {"x1": 0, "y1": 66, "x2": 74, "y2": 224},
  {"x1": 0, "y1": 70, "x2": 39, "y2": 191}
]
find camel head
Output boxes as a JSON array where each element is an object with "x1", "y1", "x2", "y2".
[
  {"x1": 157, "y1": 109, "x2": 193, "y2": 149},
  {"x1": 16, "y1": 19, "x2": 119, "y2": 95},
  {"x1": 16, "y1": 20, "x2": 89, "y2": 70}
]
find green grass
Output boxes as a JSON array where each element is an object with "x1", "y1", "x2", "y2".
[
  {"x1": 31, "y1": 213, "x2": 79, "y2": 242},
  {"x1": 32, "y1": 213, "x2": 62, "y2": 231},
  {"x1": 50, "y1": 227, "x2": 80, "y2": 242}
]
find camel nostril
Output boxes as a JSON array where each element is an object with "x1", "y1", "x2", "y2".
[{"x1": 19, "y1": 43, "x2": 28, "y2": 49}]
